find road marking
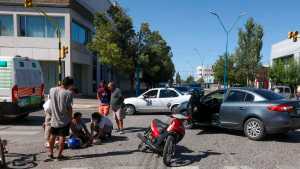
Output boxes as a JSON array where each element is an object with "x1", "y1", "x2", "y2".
[
  {"x1": 0, "y1": 130, "x2": 40, "y2": 136},
  {"x1": 171, "y1": 166, "x2": 199, "y2": 169}
]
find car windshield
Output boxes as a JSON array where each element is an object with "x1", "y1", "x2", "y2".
[
  {"x1": 174, "y1": 88, "x2": 184, "y2": 95},
  {"x1": 255, "y1": 90, "x2": 285, "y2": 100}
]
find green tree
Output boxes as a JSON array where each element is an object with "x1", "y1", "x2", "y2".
[
  {"x1": 270, "y1": 60, "x2": 285, "y2": 85},
  {"x1": 175, "y1": 72, "x2": 182, "y2": 84},
  {"x1": 212, "y1": 54, "x2": 236, "y2": 85},
  {"x1": 197, "y1": 78, "x2": 205, "y2": 84},
  {"x1": 185, "y1": 75, "x2": 195, "y2": 84},
  {"x1": 270, "y1": 59, "x2": 300, "y2": 91},
  {"x1": 235, "y1": 18, "x2": 264, "y2": 86},
  {"x1": 88, "y1": 5, "x2": 137, "y2": 87},
  {"x1": 138, "y1": 23, "x2": 175, "y2": 87}
]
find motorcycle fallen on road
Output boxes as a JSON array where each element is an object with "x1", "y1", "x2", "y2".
[{"x1": 137, "y1": 113, "x2": 191, "y2": 166}]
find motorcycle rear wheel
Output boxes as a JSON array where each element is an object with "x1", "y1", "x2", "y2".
[{"x1": 163, "y1": 135, "x2": 175, "y2": 166}]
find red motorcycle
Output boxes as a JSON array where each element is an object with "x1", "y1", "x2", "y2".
[{"x1": 137, "y1": 114, "x2": 190, "y2": 166}]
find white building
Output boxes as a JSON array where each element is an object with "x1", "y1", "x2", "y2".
[
  {"x1": 271, "y1": 39, "x2": 300, "y2": 64},
  {"x1": 0, "y1": 0, "x2": 129, "y2": 96},
  {"x1": 196, "y1": 66, "x2": 214, "y2": 84}
]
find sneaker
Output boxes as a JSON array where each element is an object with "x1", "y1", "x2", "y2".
[{"x1": 119, "y1": 130, "x2": 125, "y2": 134}]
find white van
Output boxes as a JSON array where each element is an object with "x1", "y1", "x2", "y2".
[{"x1": 0, "y1": 56, "x2": 44, "y2": 120}]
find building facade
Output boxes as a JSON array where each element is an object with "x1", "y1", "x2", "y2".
[
  {"x1": 271, "y1": 39, "x2": 300, "y2": 64},
  {"x1": 196, "y1": 66, "x2": 214, "y2": 84},
  {"x1": 0, "y1": 0, "x2": 120, "y2": 96}
]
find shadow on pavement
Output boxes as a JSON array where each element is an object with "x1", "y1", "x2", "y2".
[
  {"x1": 67, "y1": 149, "x2": 139, "y2": 161},
  {"x1": 266, "y1": 131, "x2": 300, "y2": 143},
  {"x1": 104, "y1": 135, "x2": 129, "y2": 143},
  {"x1": 5, "y1": 153, "x2": 38, "y2": 169},
  {"x1": 122, "y1": 127, "x2": 147, "y2": 133},
  {"x1": 170, "y1": 145, "x2": 222, "y2": 167},
  {"x1": 196, "y1": 126, "x2": 244, "y2": 137}
]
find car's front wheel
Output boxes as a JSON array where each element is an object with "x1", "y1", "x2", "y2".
[
  {"x1": 125, "y1": 105, "x2": 136, "y2": 115},
  {"x1": 244, "y1": 118, "x2": 266, "y2": 141}
]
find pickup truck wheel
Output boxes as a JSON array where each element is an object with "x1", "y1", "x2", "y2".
[
  {"x1": 244, "y1": 118, "x2": 266, "y2": 141},
  {"x1": 125, "y1": 105, "x2": 136, "y2": 115}
]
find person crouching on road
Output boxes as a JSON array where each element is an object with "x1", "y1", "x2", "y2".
[
  {"x1": 108, "y1": 82, "x2": 126, "y2": 134},
  {"x1": 48, "y1": 77, "x2": 74, "y2": 161},
  {"x1": 90, "y1": 112, "x2": 113, "y2": 144},
  {"x1": 70, "y1": 112, "x2": 92, "y2": 148},
  {"x1": 97, "y1": 81, "x2": 111, "y2": 116}
]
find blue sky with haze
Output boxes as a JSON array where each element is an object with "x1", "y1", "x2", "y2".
[{"x1": 118, "y1": 0, "x2": 298, "y2": 79}]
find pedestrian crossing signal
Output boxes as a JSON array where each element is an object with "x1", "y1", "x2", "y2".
[
  {"x1": 60, "y1": 46, "x2": 69, "y2": 59},
  {"x1": 24, "y1": 0, "x2": 33, "y2": 8},
  {"x1": 288, "y1": 31, "x2": 299, "y2": 42}
]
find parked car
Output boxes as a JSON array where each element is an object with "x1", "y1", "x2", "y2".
[
  {"x1": 176, "y1": 88, "x2": 300, "y2": 140},
  {"x1": 0, "y1": 56, "x2": 44, "y2": 121},
  {"x1": 174, "y1": 86, "x2": 190, "y2": 95},
  {"x1": 124, "y1": 88, "x2": 191, "y2": 115},
  {"x1": 271, "y1": 85, "x2": 292, "y2": 99},
  {"x1": 188, "y1": 84, "x2": 204, "y2": 96}
]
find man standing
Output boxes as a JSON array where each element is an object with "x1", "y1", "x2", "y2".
[
  {"x1": 108, "y1": 82, "x2": 125, "y2": 134},
  {"x1": 48, "y1": 77, "x2": 74, "y2": 160}
]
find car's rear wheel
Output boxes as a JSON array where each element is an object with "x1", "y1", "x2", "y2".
[
  {"x1": 244, "y1": 118, "x2": 266, "y2": 141},
  {"x1": 125, "y1": 105, "x2": 136, "y2": 115}
]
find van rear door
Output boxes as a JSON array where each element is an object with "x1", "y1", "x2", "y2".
[{"x1": 0, "y1": 59, "x2": 13, "y2": 102}]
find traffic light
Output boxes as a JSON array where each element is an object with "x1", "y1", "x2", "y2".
[
  {"x1": 293, "y1": 31, "x2": 298, "y2": 42},
  {"x1": 61, "y1": 46, "x2": 69, "y2": 59},
  {"x1": 24, "y1": 0, "x2": 33, "y2": 8},
  {"x1": 288, "y1": 31, "x2": 299, "y2": 42}
]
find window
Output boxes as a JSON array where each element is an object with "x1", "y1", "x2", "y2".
[
  {"x1": 0, "y1": 15, "x2": 13, "y2": 36},
  {"x1": 226, "y1": 91, "x2": 246, "y2": 102},
  {"x1": 32, "y1": 62, "x2": 36, "y2": 68},
  {"x1": 19, "y1": 62, "x2": 24, "y2": 67},
  {"x1": 159, "y1": 89, "x2": 179, "y2": 98},
  {"x1": 72, "y1": 21, "x2": 90, "y2": 44},
  {"x1": 203, "y1": 91, "x2": 224, "y2": 103},
  {"x1": 19, "y1": 15, "x2": 65, "y2": 38},
  {"x1": 255, "y1": 90, "x2": 284, "y2": 101},
  {"x1": 245, "y1": 94, "x2": 255, "y2": 102},
  {"x1": 143, "y1": 90, "x2": 158, "y2": 98}
]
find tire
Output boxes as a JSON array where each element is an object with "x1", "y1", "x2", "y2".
[
  {"x1": 171, "y1": 105, "x2": 178, "y2": 113},
  {"x1": 244, "y1": 118, "x2": 266, "y2": 141},
  {"x1": 0, "y1": 141, "x2": 6, "y2": 168},
  {"x1": 125, "y1": 105, "x2": 136, "y2": 115},
  {"x1": 163, "y1": 135, "x2": 175, "y2": 166}
]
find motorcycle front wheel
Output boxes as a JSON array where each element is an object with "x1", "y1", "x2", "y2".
[{"x1": 163, "y1": 135, "x2": 175, "y2": 166}]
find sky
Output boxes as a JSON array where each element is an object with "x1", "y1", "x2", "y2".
[{"x1": 118, "y1": 0, "x2": 299, "y2": 79}]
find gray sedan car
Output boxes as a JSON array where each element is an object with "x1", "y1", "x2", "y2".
[{"x1": 178, "y1": 88, "x2": 300, "y2": 140}]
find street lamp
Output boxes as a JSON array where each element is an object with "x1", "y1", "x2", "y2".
[{"x1": 209, "y1": 10, "x2": 246, "y2": 89}]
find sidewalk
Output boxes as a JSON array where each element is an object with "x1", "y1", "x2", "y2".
[{"x1": 73, "y1": 98, "x2": 98, "y2": 109}]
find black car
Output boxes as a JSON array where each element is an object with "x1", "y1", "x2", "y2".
[{"x1": 177, "y1": 88, "x2": 300, "y2": 140}]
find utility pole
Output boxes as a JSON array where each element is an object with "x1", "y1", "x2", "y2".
[
  {"x1": 135, "y1": 31, "x2": 142, "y2": 96},
  {"x1": 24, "y1": 0, "x2": 68, "y2": 85},
  {"x1": 209, "y1": 10, "x2": 246, "y2": 89}
]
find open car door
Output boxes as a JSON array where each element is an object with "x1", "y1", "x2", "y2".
[{"x1": 191, "y1": 90, "x2": 225, "y2": 124}]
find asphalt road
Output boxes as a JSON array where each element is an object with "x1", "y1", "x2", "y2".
[{"x1": 1, "y1": 109, "x2": 300, "y2": 169}]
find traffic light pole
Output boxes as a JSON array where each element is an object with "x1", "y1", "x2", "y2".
[
  {"x1": 57, "y1": 29, "x2": 62, "y2": 86},
  {"x1": 24, "y1": 2, "x2": 65, "y2": 85}
]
